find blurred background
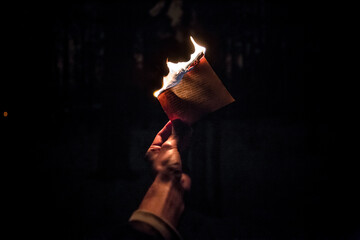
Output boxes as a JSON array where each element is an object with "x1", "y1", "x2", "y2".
[{"x1": 2, "y1": 0, "x2": 357, "y2": 239}]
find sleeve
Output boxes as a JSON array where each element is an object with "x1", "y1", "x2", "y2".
[{"x1": 129, "y1": 210, "x2": 182, "y2": 240}]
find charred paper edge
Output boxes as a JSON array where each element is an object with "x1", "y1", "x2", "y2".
[{"x1": 156, "y1": 52, "x2": 205, "y2": 98}]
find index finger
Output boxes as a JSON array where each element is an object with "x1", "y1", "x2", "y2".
[{"x1": 151, "y1": 121, "x2": 173, "y2": 147}]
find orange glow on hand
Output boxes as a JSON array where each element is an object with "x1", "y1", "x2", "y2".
[{"x1": 3, "y1": 112, "x2": 7, "y2": 117}]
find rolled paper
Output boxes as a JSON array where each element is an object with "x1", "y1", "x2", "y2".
[{"x1": 157, "y1": 56, "x2": 235, "y2": 124}]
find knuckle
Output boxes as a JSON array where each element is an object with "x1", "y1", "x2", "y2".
[
  {"x1": 145, "y1": 146, "x2": 160, "y2": 161},
  {"x1": 162, "y1": 140, "x2": 176, "y2": 150}
]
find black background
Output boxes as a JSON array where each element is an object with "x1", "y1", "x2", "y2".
[{"x1": 2, "y1": 1, "x2": 358, "y2": 239}]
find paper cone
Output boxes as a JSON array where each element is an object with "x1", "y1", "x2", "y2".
[{"x1": 158, "y1": 57, "x2": 234, "y2": 124}]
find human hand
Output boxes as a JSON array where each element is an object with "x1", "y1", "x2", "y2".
[
  {"x1": 145, "y1": 120, "x2": 191, "y2": 190},
  {"x1": 130, "y1": 120, "x2": 192, "y2": 234}
]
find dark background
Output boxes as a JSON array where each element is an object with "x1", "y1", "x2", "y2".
[{"x1": 2, "y1": 1, "x2": 358, "y2": 239}]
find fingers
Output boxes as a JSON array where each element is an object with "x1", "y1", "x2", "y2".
[
  {"x1": 180, "y1": 173, "x2": 191, "y2": 191},
  {"x1": 145, "y1": 121, "x2": 173, "y2": 163},
  {"x1": 146, "y1": 120, "x2": 192, "y2": 184},
  {"x1": 150, "y1": 120, "x2": 191, "y2": 149},
  {"x1": 151, "y1": 121, "x2": 173, "y2": 147}
]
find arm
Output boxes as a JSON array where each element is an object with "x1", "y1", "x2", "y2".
[{"x1": 129, "y1": 121, "x2": 191, "y2": 240}]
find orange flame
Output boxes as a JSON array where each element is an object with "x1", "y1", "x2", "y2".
[{"x1": 153, "y1": 36, "x2": 206, "y2": 97}]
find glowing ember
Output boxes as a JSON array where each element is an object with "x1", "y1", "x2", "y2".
[{"x1": 153, "y1": 36, "x2": 206, "y2": 97}]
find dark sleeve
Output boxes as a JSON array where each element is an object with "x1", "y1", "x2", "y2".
[
  {"x1": 123, "y1": 223, "x2": 161, "y2": 240},
  {"x1": 127, "y1": 210, "x2": 183, "y2": 240}
]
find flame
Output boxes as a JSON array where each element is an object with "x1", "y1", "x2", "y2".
[{"x1": 153, "y1": 36, "x2": 206, "y2": 97}]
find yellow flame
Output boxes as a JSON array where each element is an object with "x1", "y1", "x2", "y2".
[{"x1": 153, "y1": 36, "x2": 206, "y2": 97}]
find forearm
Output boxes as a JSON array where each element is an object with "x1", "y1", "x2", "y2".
[
  {"x1": 129, "y1": 174, "x2": 185, "y2": 240},
  {"x1": 138, "y1": 174, "x2": 185, "y2": 226},
  {"x1": 129, "y1": 120, "x2": 191, "y2": 239}
]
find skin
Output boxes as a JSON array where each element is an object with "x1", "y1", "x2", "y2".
[{"x1": 138, "y1": 120, "x2": 191, "y2": 227}]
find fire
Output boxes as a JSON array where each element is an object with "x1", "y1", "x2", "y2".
[{"x1": 153, "y1": 36, "x2": 206, "y2": 97}]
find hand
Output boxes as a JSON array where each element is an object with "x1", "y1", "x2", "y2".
[
  {"x1": 145, "y1": 120, "x2": 191, "y2": 191},
  {"x1": 130, "y1": 120, "x2": 192, "y2": 233}
]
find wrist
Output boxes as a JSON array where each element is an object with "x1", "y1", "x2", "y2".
[{"x1": 138, "y1": 174, "x2": 185, "y2": 227}]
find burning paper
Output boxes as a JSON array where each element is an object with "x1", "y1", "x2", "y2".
[{"x1": 154, "y1": 37, "x2": 235, "y2": 124}]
